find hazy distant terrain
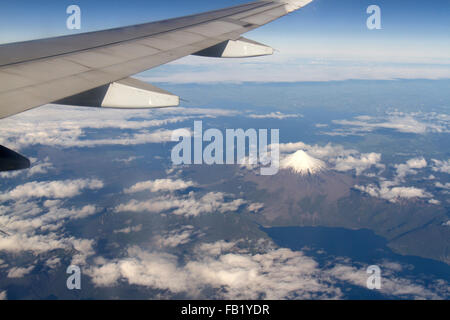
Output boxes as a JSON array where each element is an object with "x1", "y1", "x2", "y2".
[{"x1": 0, "y1": 80, "x2": 449, "y2": 299}]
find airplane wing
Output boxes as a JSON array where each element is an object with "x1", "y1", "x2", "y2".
[{"x1": 0, "y1": 0, "x2": 313, "y2": 119}]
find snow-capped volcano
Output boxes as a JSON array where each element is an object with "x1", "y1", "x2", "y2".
[{"x1": 280, "y1": 150, "x2": 326, "y2": 175}]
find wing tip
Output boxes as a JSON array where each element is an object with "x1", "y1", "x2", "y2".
[{"x1": 273, "y1": 0, "x2": 314, "y2": 13}]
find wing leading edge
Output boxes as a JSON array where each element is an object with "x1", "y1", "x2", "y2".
[{"x1": 0, "y1": 0, "x2": 314, "y2": 119}]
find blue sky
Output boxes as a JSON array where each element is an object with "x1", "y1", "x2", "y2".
[
  {"x1": 0, "y1": 0, "x2": 449, "y2": 81},
  {"x1": 1, "y1": 0, "x2": 449, "y2": 42}
]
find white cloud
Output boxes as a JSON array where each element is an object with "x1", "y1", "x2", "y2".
[
  {"x1": 0, "y1": 170, "x2": 22, "y2": 179},
  {"x1": 0, "y1": 202, "x2": 97, "y2": 264},
  {"x1": 86, "y1": 240, "x2": 448, "y2": 299},
  {"x1": 7, "y1": 266, "x2": 34, "y2": 278},
  {"x1": 138, "y1": 54, "x2": 450, "y2": 83},
  {"x1": 27, "y1": 157, "x2": 54, "y2": 176},
  {"x1": 353, "y1": 156, "x2": 437, "y2": 202},
  {"x1": 86, "y1": 242, "x2": 340, "y2": 299},
  {"x1": 71, "y1": 238, "x2": 95, "y2": 266},
  {"x1": 395, "y1": 157, "x2": 427, "y2": 180},
  {"x1": 432, "y1": 159, "x2": 450, "y2": 174},
  {"x1": 330, "y1": 112, "x2": 448, "y2": 136},
  {"x1": 0, "y1": 291, "x2": 6, "y2": 300},
  {"x1": 248, "y1": 203, "x2": 264, "y2": 213},
  {"x1": 46, "y1": 257, "x2": 61, "y2": 269},
  {"x1": 87, "y1": 247, "x2": 190, "y2": 291},
  {"x1": 332, "y1": 153, "x2": 383, "y2": 176},
  {"x1": 354, "y1": 181, "x2": 432, "y2": 203},
  {"x1": 247, "y1": 112, "x2": 302, "y2": 120},
  {"x1": 154, "y1": 226, "x2": 198, "y2": 248},
  {"x1": 196, "y1": 240, "x2": 240, "y2": 256},
  {"x1": 114, "y1": 224, "x2": 143, "y2": 234},
  {"x1": 0, "y1": 105, "x2": 237, "y2": 150},
  {"x1": 381, "y1": 261, "x2": 404, "y2": 272},
  {"x1": 124, "y1": 179, "x2": 195, "y2": 194},
  {"x1": 273, "y1": 141, "x2": 309, "y2": 153},
  {"x1": 115, "y1": 192, "x2": 245, "y2": 217},
  {"x1": 42, "y1": 205, "x2": 98, "y2": 222},
  {"x1": 435, "y1": 182, "x2": 450, "y2": 190},
  {"x1": 0, "y1": 233, "x2": 77, "y2": 256},
  {"x1": 334, "y1": 117, "x2": 430, "y2": 134},
  {"x1": 113, "y1": 156, "x2": 141, "y2": 164},
  {"x1": 327, "y1": 264, "x2": 445, "y2": 300},
  {"x1": 273, "y1": 141, "x2": 358, "y2": 160},
  {"x1": 0, "y1": 200, "x2": 99, "y2": 235},
  {"x1": 0, "y1": 185, "x2": 98, "y2": 266},
  {"x1": 185, "y1": 249, "x2": 334, "y2": 300},
  {"x1": 0, "y1": 179, "x2": 103, "y2": 201}
]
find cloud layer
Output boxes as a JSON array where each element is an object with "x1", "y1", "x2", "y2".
[
  {"x1": 0, "y1": 179, "x2": 103, "y2": 202},
  {"x1": 86, "y1": 239, "x2": 448, "y2": 300},
  {"x1": 115, "y1": 191, "x2": 246, "y2": 217},
  {"x1": 327, "y1": 112, "x2": 449, "y2": 136},
  {"x1": 0, "y1": 105, "x2": 236, "y2": 150},
  {"x1": 124, "y1": 179, "x2": 195, "y2": 194}
]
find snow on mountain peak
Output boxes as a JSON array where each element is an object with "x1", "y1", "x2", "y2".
[{"x1": 280, "y1": 150, "x2": 326, "y2": 175}]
